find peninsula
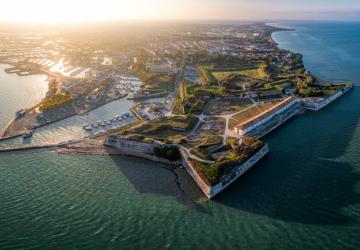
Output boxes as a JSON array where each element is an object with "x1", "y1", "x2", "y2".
[{"x1": 0, "y1": 23, "x2": 353, "y2": 198}]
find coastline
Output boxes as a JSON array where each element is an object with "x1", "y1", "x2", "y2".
[
  {"x1": 268, "y1": 23, "x2": 353, "y2": 87},
  {"x1": 0, "y1": 24, "x2": 312, "y2": 141},
  {"x1": 0, "y1": 63, "x2": 49, "y2": 132},
  {"x1": 0, "y1": 83, "x2": 132, "y2": 140},
  {"x1": 267, "y1": 25, "x2": 295, "y2": 46},
  {"x1": 267, "y1": 24, "x2": 293, "y2": 47},
  {"x1": 47, "y1": 24, "x2": 353, "y2": 199},
  {"x1": 3, "y1": 21, "x2": 360, "y2": 250},
  {"x1": 0, "y1": 22, "x2": 354, "y2": 201}
]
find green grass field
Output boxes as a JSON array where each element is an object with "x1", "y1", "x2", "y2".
[
  {"x1": 185, "y1": 84, "x2": 224, "y2": 97},
  {"x1": 211, "y1": 66, "x2": 264, "y2": 81},
  {"x1": 132, "y1": 116, "x2": 199, "y2": 139},
  {"x1": 204, "y1": 99, "x2": 252, "y2": 115},
  {"x1": 143, "y1": 74, "x2": 175, "y2": 91}
]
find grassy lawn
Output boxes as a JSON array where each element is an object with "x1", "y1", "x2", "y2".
[
  {"x1": 190, "y1": 160, "x2": 219, "y2": 185},
  {"x1": 212, "y1": 71, "x2": 242, "y2": 81},
  {"x1": 132, "y1": 116, "x2": 199, "y2": 139},
  {"x1": 204, "y1": 98, "x2": 252, "y2": 115},
  {"x1": 175, "y1": 83, "x2": 225, "y2": 116},
  {"x1": 189, "y1": 136, "x2": 264, "y2": 186},
  {"x1": 211, "y1": 66, "x2": 262, "y2": 81},
  {"x1": 212, "y1": 69, "x2": 259, "y2": 81},
  {"x1": 264, "y1": 78, "x2": 295, "y2": 91},
  {"x1": 198, "y1": 65, "x2": 217, "y2": 85},
  {"x1": 185, "y1": 84, "x2": 224, "y2": 97},
  {"x1": 191, "y1": 135, "x2": 224, "y2": 159},
  {"x1": 172, "y1": 95, "x2": 184, "y2": 115},
  {"x1": 144, "y1": 74, "x2": 175, "y2": 91}
]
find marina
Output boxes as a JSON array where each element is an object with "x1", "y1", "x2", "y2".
[
  {"x1": 81, "y1": 112, "x2": 134, "y2": 133},
  {"x1": 0, "y1": 96, "x2": 138, "y2": 149}
]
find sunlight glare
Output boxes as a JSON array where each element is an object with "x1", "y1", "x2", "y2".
[{"x1": 0, "y1": 0, "x2": 156, "y2": 23}]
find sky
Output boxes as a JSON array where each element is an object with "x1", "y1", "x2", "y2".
[{"x1": 0, "y1": 0, "x2": 359, "y2": 23}]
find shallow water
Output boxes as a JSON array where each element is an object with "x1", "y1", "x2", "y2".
[
  {"x1": 0, "y1": 64, "x2": 48, "y2": 129},
  {"x1": 1, "y1": 22, "x2": 360, "y2": 249}
]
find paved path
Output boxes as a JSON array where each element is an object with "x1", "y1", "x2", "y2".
[
  {"x1": 189, "y1": 103, "x2": 257, "y2": 145},
  {"x1": 200, "y1": 104, "x2": 257, "y2": 144}
]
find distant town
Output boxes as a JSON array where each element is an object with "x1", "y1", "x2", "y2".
[{"x1": 0, "y1": 23, "x2": 353, "y2": 198}]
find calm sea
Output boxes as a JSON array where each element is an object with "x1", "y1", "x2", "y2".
[
  {"x1": 0, "y1": 64, "x2": 48, "y2": 129},
  {"x1": 1, "y1": 21, "x2": 360, "y2": 249}
]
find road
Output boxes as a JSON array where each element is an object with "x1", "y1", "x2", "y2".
[
  {"x1": 180, "y1": 146, "x2": 215, "y2": 164},
  {"x1": 191, "y1": 103, "x2": 257, "y2": 145}
]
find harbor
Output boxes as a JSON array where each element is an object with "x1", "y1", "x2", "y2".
[
  {"x1": 0, "y1": 71, "x2": 143, "y2": 140},
  {"x1": 0, "y1": 96, "x2": 137, "y2": 149},
  {"x1": 81, "y1": 112, "x2": 134, "y2": 136}
]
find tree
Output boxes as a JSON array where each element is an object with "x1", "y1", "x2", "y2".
[
  {"x1": 153, "y1": 146, "x2": 181, "y2": 161},
  {"x1": 258, "y1": 62, "x2": 270, "y2": 78}
]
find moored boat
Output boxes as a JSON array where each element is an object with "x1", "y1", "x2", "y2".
[{"x1": 23, "y1": 130, "x2": 33, "y2": 139}]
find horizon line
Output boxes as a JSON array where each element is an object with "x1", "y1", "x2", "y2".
[{"x1": 0, "y1": 18, "x2": 359, "y2": 26}]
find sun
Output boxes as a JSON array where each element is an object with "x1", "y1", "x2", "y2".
[
  {"x1": 0, "y1": 0, "x2": 152, "y2": 23},
  {"x1": 0, "y1": 0, "x2": 206, "y2": 23}
]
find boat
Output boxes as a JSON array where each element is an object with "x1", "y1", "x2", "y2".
[
  {"x1": 23, "y1": 130, "x2": 33, "y2": 139},
  {"x1": 84, "y1": 125, "x2": 93, "y2": 131}
]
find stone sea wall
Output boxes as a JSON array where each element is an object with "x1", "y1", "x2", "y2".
[{"x1": 107, "y1": 136, "x2": 269, "y2": 199}]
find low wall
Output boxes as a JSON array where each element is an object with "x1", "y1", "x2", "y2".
[
  {"x1": 113, "y1": 148, "x2": 181, "y2": 166},
  {"x1": 108, "y1": 137, "x2": 269, "y2": 199},
  {"x1": 111, "y1": 138, "x2": 157, "y2": 154},
  {"x1": 107, "y1": 137, "x2": 181, "y2": 166},
  {"x1": 180, "y1": 147, "x2": 212, "y2": 197}
]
